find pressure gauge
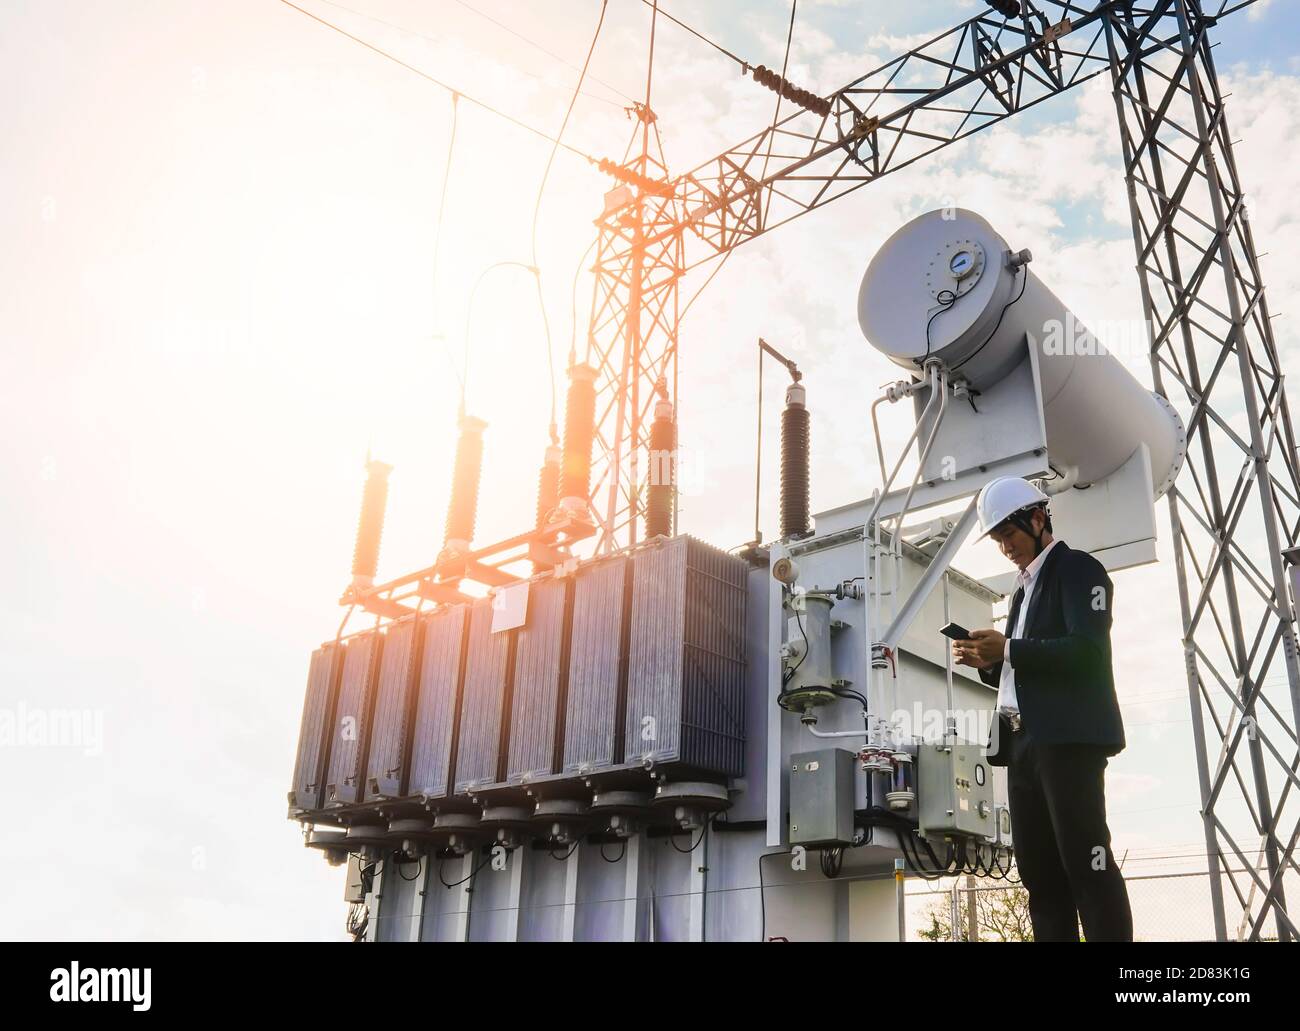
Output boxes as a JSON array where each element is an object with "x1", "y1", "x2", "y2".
[{"x1": 950, "y1": 249, "x2": 976, "y2": 279}]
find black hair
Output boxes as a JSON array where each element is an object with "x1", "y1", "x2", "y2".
[{"x1": 998, "y1": 503, "x2": 1052, "y2": 555}]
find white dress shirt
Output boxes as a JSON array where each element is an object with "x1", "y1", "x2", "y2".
[{"x1": 997, "y1": 538, "x2": 1061, "y2": 715}]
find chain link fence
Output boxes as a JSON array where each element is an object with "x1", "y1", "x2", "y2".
[{"x1": 908, "y1": 867, "x2": 1300, "y2": 941}]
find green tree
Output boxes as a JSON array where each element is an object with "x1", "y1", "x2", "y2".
[{"x1": 919, "y1": 883, "x2": 1035, "y2": 941}]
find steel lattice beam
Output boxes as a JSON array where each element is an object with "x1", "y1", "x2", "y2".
[{"x1": 1106, "y1": 0, "x2": 1300, "y2": 941}]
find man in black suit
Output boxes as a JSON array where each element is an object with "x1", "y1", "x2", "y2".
[{"x1": 953, "y1": 476, "x2": 1133, "y2": 942}]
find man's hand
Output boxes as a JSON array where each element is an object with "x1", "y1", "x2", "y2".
[{"x1": 953, "y1": 628, "x2": 1005, "y2": 670}]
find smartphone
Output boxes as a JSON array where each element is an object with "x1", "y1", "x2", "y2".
[{"x1": 940, "y1": 621, "x2": 972, "y2": 641}]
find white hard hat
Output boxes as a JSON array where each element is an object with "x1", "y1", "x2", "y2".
[{"x1": 975, "y1": 476, "x2": 1049, "y2": 540}]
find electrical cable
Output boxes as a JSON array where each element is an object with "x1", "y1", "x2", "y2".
[
  {"x1": 669, "y1": 814, "x2": 713, "y2": 854},
  {"x1": 431, "y1": 92, "x2": 461, "y2": 385},
  {"x1": 276, "y1": 0, "x2": 600, "y2": 164},
  {"x1": 448, "y1": 0, "x2": 635, "y2": 104},
  {"x1": 438, "y1": 851, "x2": 492, "y2": 888},
  {"x1": 828, "y1": 685, "x2": 870, "y2": 710},
  {"x1": 600, "y1": 840, "x2": 627, "y2": 863},
  {"x1": 819, "y1": 847, "x2": 844, "y2": 878},
  {"x1": 758, "y1": 0, "x2": 799, "y2": 228},
  {"x1": 311, "y1": 0, "x2": 628, "y2": 108},
  {"x1": 394, "y1": 851, "x2": 423, "y2": 881},
  {"x1": 635, "y1": 0, "x2": 749, "y2": 70},
  {"x1": 461, "y1": 259, "x2": 544, "y2": 413},
  {"x1": 530, "y1": 0, "x2": 609, "y2": 444},
  {"x1": 679, "y1": 250, "x2": 733, "y2": 325},
  {"x1": 752, "y1": 334, "x2": 763, "y2": 547},
  {"x1": 549, "y1": 839, "x2": 581, "y2": 861},
  {"x1": 780, "y1": 596, "x2": 811, "y2": 688},
  {"x1": 950, "y1": 264, "x2": 1029, "y2": 372},
  {"x1": 569, "y1": 237, "x2": 598, "y2": 366},
  {"x1": 757, "y1": 849, "x2": 783, "y2": 942},
  {"x1": 922, "y1": 288, "x2": 957, "y2": 363}
]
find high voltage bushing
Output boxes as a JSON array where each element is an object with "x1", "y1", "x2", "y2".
[
  {"x1": 645, "y1": 396, "x2": 676, "y2": 540},
  {"x1": 351, "y1": 458, "x2": 393, "y2": 589},
  {"x1": 536, "y1": 444, "x2": 562, "y2": 529},
  {"x1": 748, "y1": 65, "x2": 832, "y2": 119},
  {"x1": 595, "y1": 157, "x2": 672, "y2": 196},
  {"x1": 559, "y1": 364, "x2": 597, "y2": 519},
  {"x1": 780, "y1": 381, "x2": 811, "y2": 540},
  {"x1": 443, "y1": 414, "x2": 487, "y2": 558},
  {"x1": 533, "y1": 443, "x2": 562, "y2": 573}
]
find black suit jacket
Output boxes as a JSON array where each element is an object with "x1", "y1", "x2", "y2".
[{"x1": 980, "y1": 541, "x2": 1125, "y2": 766}]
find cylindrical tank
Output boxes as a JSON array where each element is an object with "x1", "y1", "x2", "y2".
[
  {"x1": 858, "y1": 209, "x2": 1184, "y2": 496},
  {"x1": 780, "y1": 381, "x2": 811, "y2": 538},
  {"x1": 351, "y1": 458, "x2": 393, "y2": 589}
]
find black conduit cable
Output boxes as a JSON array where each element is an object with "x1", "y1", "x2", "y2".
[
  {"x1": 950, "y1": 264, "x2": 1029, "y2": 373},
  {"x1": 438, "y1": 851, "x2": 492, "y2": 888},
  {"x1": 757, "y1": 850, "x2": 785, "y2": 942},
  {"x1": 921, "y1": 288, "x2": 957, "y2": 364},
  {"x1": 549, "y1": 839, "x2": 581, "y2": 861},
  {"x1": 669, "y1": 814, "x2": 714, "y2": 854},
  {"x1": 394, "y1": 851, "x2": 423, "y2": 881},
  {"x1": 828, "y1": 685, "x2": 870, "y2": 710},
  {"x1": 600, "y1": 840, "x2": 627, "y2": 863}
]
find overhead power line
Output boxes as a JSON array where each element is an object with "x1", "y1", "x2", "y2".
[
  {"x1": 276, "y1": 0, "x2": 600, "y2": 165},
  {"x1": 636, "y1": 0, "x2": 748, "y2": 70},
  {"x1": 311, "y1": 0, "x2": 630, "y2": 109},
  {"x1": 760, "y1": 1, "x2": 799, "y2": 225},
  {"x1": 531, "y1": 0, "x2": 611, "y2": 443},
  {"x1": 449, "y1": 0, "x2": 636, "y2": 104}
]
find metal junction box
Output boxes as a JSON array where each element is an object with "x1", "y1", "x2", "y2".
[
  {"x1": 917, "y1": 742, "x2": 994, "y2": 839},
  {"x1": 789, "y1": 748, "x2": 856, "y2": 848}
]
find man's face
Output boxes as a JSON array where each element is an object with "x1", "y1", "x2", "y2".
[{"x1": 988, "y1": 510, "x2": 1044, "y2": 570}]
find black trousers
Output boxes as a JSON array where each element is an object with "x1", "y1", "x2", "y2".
[{"x1": 1007, "y1": 725, "x2": 1133, "y2": 942}]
